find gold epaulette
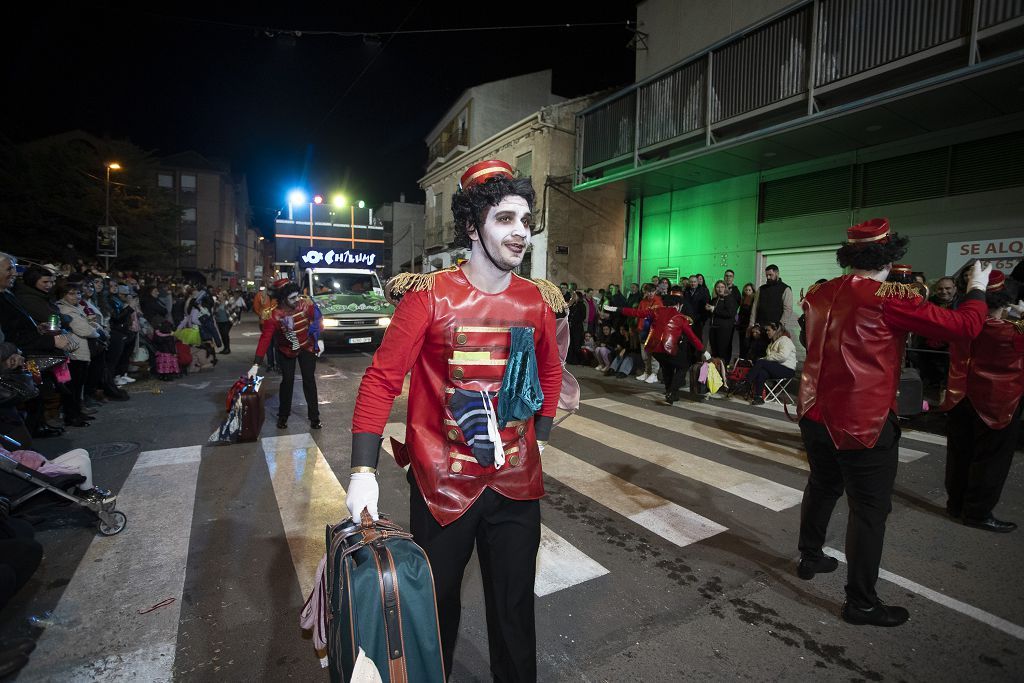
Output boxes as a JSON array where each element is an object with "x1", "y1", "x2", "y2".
[
  {"x1": 385, "y1": 266, "x2": 459, "y2": 301},
  {"x1": 874, "y1": 282, "x2": 921, "y2": 300},
  {"x1": 531, "y1": 278, "x2": 568, "y2": 314},
  {"x1": 259, "y1": 300, "x2": 277, "y2": 321},
  {"x1": 682, "y1": 314, "x2": 694, "y2": 324},
  {"x1": 1010, "y1": 319, "x2": 1024, "y2": 334},
  {"x1": 804, "y1": 282, "x2": 824, "y2": 298}
]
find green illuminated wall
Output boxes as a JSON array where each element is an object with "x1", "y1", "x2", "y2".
[{"x1": 623, "y1": 174, "x2": 760, "y2": 287}]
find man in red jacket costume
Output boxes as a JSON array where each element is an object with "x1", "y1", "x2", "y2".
[
  {"x1": 940, "y1": 269, "x2": 1022, "y2": 533},
  {"x1": 250, "y1": 278, "x2": 323, "y2": 430},
  {"x1": 611, "y1": 292, "x2": 709, "y2": 403},
  {"x1": 797, "y1": 218, "x2": 990, "y2": 627},
  {"x1": 346, "y1": 160, "x2": 564, "y2": 681}
]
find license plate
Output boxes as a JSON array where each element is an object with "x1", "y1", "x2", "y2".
[{"x1": 349, "y1": 337, "x2": 372, "y2": 344}]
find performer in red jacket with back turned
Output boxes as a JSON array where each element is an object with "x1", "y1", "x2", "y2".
[
  {"x1": 940, "y1": 269, "x2": 1023, "y2": 533},
  {"x1": 346, "y1": 160, "x2": 564, "y2": 681},
  {"x1": 797, "y1": 218, "x2": 990, "y2": 627}
]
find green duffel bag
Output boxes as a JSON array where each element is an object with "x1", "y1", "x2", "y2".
[{"x1": 326, "y1": 511, "x2": 445, "y2": 683}]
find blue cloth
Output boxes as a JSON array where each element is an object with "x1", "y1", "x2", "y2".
[
  {"x1": 497, "y1": 326, "x2": 544, "y2": 428},
  {"x1": 448, "y1": 388, "x2": 499, "y2": 467}
]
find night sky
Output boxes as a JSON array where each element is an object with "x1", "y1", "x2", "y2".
[{"x1": 4, "y1": 2, "x2": 637, "y2": 231}]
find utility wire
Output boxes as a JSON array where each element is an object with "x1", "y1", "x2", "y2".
[{"x1": 140, "y1": 12, "x2": 634, "y2": 38}]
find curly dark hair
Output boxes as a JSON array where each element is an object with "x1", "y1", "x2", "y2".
[
  {"x1": 274, "y1": 283, "x2": 301, "y2": 301},
  {"x1": 987, "y1": 288, "x2": 1012, "y2": 310},
  {"x1": 451, "y1": 176, "x2": 536, "y2": 249},
  {"x1": 836, "y1": 233, "x2": 910, "y2": 271}
]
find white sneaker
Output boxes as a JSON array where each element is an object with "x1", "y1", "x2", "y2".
[
  {"x1": 636, "y1": 373, "x2": 649, "y2": 382},
  {"x1": 596, "y1": 365, "x2": 607, "y2": 372},
  {"x1": 113, "y1": 376, "x2": 129, "y2": 386},
  {"x1": 121, "y1": 375, "x2": 136, "y2": 383},
  {"x1": 645, "y1": 374, "x2": 660, "y2": 384}
]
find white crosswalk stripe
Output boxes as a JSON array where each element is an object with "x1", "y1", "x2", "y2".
[
  {"x1": 19, "y1": 446, "x2": 202, "y2": 682},
  {"x1": 624, "y1": 392, "x2": 934, "y2": 463},
  {"x1": 542, "y1": 445, "x2": 728, "y2": 547},
  {"x1": 559, "y1": 414, "x2": 804, "y2": 511},
  {"x1": 261, "y1": 433, "x2": 347, "y2": 597}
]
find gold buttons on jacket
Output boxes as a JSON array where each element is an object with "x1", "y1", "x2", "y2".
[
  {"x1": 447, "y1": 428, "x2": 459, "y2": 441},
  {"x1": 516, "y1": 424, "x2": 526, "y2": 436},
  {"x1": 508, "y1": 454, "x2": 521, "y2": 467},
  {"x1": 455, "y1": 333, "x2": 468, "y2": 345},
  {"x1": 451, "y1": 461, "x2": 463, "y2": 473},
  {"x1": 453, "y1": 367, "x2": 464, "y2": 380}
]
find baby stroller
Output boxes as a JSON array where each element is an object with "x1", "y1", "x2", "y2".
[{"x1": 0, "y1": 435, "x2": 127, "y2": 536}]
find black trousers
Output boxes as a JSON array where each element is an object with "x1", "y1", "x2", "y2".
[
  {"x1": 654, "y1": 348, "x2": 693, "y2": 396},
  {"x1": 217, "y1": 321, "x2": 232, "y2": 351},
  {"x1": 277, "y1": 349, "x2": 319, "y2": 421},
  {"x1": 60, "y1": 359, "x2": 89, "y2": 419},
  {"x1": 798, "y1": 412, "x2": 900, "y2": 608},
  {"x1": 0, "y1": 517, "x2": 43, "y2": 610},
  {"x1": 749, "y1": 360, "x2": 795, "y2": 395},
  {"x1": 409, "y1": 475, "x2": 540, "y2": 682},
  {"x1": 709, "y1": 324, "x2": 733, "y2": 362},
  {"x1": 945, "y1": 398, "x2": 1022, "y2": 520}
]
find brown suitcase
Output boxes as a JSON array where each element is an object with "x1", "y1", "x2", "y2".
[{"x1": 238, "y1": 384, "x2": 265, "y2": 442}]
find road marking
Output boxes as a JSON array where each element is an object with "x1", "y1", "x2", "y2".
[
  {"x1": 535, "y1": 525, "x2": 609, "y2": 597},
  {"x1": 622, "y1": 393, "x2": 934, "y2": 463},
  {"x1": 262, "y1": 433, "x2": 346, "y2": 597},
  {"x1": 19, "y1": 446, "x2": 203, "y2": 682},
  {"x1": 824, "y1": 547, "x2": 1024, "y2": 641},
  {"x1": 543, "y1": 445, "x2": 727, "y2": 547},
  {"x1": 585, "y1": 396, "x2": 809, "y2": 471},
  {"x1": 559, "y1": 414, "x2": 803, "y2": 511}
]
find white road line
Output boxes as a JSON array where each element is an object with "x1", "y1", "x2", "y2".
[
  {"x1": 615, "y1": 393, "x2": 935, "y2": 463},
  {"x1": 584, "y1": 396, "x2": 809, "y2": 471},
  {"x1": 261, "y1": 433, "x2": 346, "y2": 597},
  {"x1": 560, "y1": 414, "x2": 803, "y2": 511},
  {"x1": 383, "y1": 423, "x2": 608, "y2": 596},
  {"x1": 823, "y1": 547, "x2": 1024, "y2": 641},
  {"x1": 535, "y1": 525, "x2": 609, "y2": 597},
  {"x1": 19, "y1": 446, "x2": 203, "y2": 682},
  {"x1": 543, "y1": 445, "x2": 727, "y2": 547}
]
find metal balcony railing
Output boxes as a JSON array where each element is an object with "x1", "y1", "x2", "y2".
[
  {"x1": 576, "y1": 0, "x2": 1024, "y2": 184},
  {"x1": 428, "y1": 128, "x2": 470, "y2": 164}
]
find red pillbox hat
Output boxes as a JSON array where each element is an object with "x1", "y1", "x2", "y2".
[
  {"x1": 459, "y1": 160, "x2": 514, "y2": 191},
  {"x1": 847, "y1": 218, "x2": 890, "y2": 244}
]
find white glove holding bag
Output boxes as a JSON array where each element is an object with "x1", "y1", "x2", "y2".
[
  {"x1": 247, "y1": 364, "x2": 259, "y2": 379},
  {"x1": 346, "y1": 473, "x2": 379, "y2": 521},
  {"x1": 317, "y1": 340, "x2": 325, "y2": 357},
  {"x1": 702, "y1": 350, "x2": 712, "y2": 361},
  {"x1": 967, "y1": 260, "x2": 993, "y2": 292}
]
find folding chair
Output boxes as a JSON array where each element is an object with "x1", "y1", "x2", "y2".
[{"x1": 763, "y1": 377, "x2": 794, "y2": 405}]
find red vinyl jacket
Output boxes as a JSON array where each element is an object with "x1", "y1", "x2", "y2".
[
  {"x1": 622, "y1": 305, "x2": 704, "y2": 356},
  {"x1": 255, "y1": 298, "x2": 320, "y2": 359},
  {"x1": 798, "y1": 276, "x2": 986, "y2": 450},
  {"x1": 941, "y1": 317, "x2": 1024, "y2": 429},
  {"x1": 352, "y1": 267, "x2": 563, "y2": 526}
]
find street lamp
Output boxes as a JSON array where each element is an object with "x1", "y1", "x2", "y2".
[
  {"x1": 105, "y1": 162, "x2": 121, "y2": 227},
  {"x1": 103, "y1": 162, "x2": 122, "y2": 271}
]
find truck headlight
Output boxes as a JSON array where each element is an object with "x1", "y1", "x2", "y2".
[
  {"x1": 376, "y1": 317, "x2": 392, "y2": 327},
  {"x1": 322, "y1": 318, "x2": 340, "y2": 328}
]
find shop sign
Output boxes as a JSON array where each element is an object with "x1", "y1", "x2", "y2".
[
  {"x1": 945, "y1": 237, "x2": 1024, "y2": 275},
  {"x1": 301, "y1": 249, "x2": 377, "y2": 267}
]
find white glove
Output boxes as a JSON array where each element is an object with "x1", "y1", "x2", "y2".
[
  {"x1": 967, "y1": 260, "x2": 993, "y2": 292},
  {"x1": 1008, "y1": 300, "x2": 1024, "y2": 317},
  {"x1": 346, "y1": 472, "x2": 379, "y2": 521},
  {"x1": 316, "y1": 340, "x2": 325, "y2": 357},
  {"x1": 247, "y1": 364, "x2": 259, "y2": 379},
  {"x1": 603, "y1": 304, "x2": 618, "y2": 312},
  {"x1": 702, "y1": 350, "x2": 712, "y2": 361},
  {"x1": 537, "y1": 441, "x2": 546, "y2": 454}
]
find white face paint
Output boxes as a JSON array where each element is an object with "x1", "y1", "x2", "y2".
[
  {"x1": 286, "y1": 292, "x2": 300, "y2": 308},
  {"x1": 471, "y1": 195, "x2": 532, "y2": 271}
]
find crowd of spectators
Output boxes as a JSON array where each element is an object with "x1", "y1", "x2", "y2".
[
  {"x1": 0, "y1": 250, "x2": 253, "y2": 675},
  {"x1": 560, "y1": 260, "x2": 1024, "y2": 405}
]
